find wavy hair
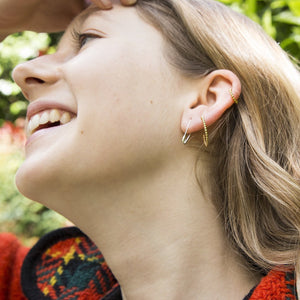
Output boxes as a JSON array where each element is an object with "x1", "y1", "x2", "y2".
[{"x1": 136, "y1": 0, "x2": 300, "y2": 273}]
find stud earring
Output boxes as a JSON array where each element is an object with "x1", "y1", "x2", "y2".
[
  {"x1": 229, "y1": 88, "x2": 239, "y2": 104},
  {"x1": 182, "y1": 119, "x2": 192, "y2": 145},
  {"x1": 201, "y1": 115, "x2": 208, "y2": 147}
]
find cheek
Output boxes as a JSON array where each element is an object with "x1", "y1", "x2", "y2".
[
  {"x1": 64, "y1": 38, "x2": 174, "y2": 105},
  {"x1": 57, "y1": 41, "x2": 183, "y2": 183},
  {"x1": 64, "y1": 42, "x2": 175, "y2": 141}
]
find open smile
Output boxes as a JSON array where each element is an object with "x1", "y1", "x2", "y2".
[{"x1": 26, "y1": 108, "x2": 76, "y2": 137}]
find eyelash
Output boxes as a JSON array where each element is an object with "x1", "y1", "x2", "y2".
[{"x1": 71, "y1": 28, "x2": 100, "y2": 50}]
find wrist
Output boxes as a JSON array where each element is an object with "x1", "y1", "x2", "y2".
[{"x1": 0, "y1": 33, "x2": 8, "y2": 42}]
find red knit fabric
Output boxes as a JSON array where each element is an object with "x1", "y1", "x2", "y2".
[
  {"x1": 249, "y1": 269, "x2": 297, "y2": 300},
  {"x1": 2, "y1": 229, "x2": 298, "y2": 300},
  {"x1": 0, "y1": 233, "x2": 29, "y2": 300},
  {"x1": 23, "y1": 231, "x2": 118, "y2": 299}
]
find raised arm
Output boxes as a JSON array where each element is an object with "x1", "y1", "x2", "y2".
[{"x1": 0, "y1": 0, "x2": 137, "y2": 41}]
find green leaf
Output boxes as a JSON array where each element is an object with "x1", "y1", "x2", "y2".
[
  {"x1": 9, "y1": 101, "x2": 27, "y2": 115},
  {"x1": 245, "y1": 0, "x2": 257, "y2": 15},
  {"x1": 274, "y1": 11, "x2": 300, "y2": 25},
  {"x1": 262, "y1": 9, "x2": 277, "y2": 38},
  {"x1": 271, "y1": 0, "x2": 288, "y2": 10},
  {"x1": 287, "y1": 0, "x2": 300, "y2": 16},
  {"x1": 218, "y1": 0, "x2": 242, "y2": 4}
]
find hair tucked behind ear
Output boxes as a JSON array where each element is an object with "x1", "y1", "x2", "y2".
[{"x1": 136, "y1": 0, "x2": 300, "y2": 273}]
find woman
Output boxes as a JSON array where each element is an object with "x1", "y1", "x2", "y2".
[{"x1": 1, "y1": 0, "x2": 299, "y2": 299}]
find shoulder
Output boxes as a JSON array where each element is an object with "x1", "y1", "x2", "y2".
[
  {"x1": 0, "y1": 232, "x2": 29, "y2": 300},
  {"x1": 21, "y1": 227, "x2": 119, "y2": 300},
  {"x1": 246, "y1": 269, "x2": 298, "y2": 300}
]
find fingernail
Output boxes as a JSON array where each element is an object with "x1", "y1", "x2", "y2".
[
  {"x1": 125, "y1": 0, "x2": 137, "y2": 4},
  {"x1": 101, "y1": 0, "x2": 112, "y2": 8}
]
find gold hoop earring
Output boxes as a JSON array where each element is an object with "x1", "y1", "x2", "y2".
[
  {"x1": 182, "y1": 119, "x2": 191, "y2": 145},
  {"x1": 201, "y1": 115, "x2": 208, "y2": 147},
  {"x1": 229, "y1": 88, "x2": 239, "y2": 104}
]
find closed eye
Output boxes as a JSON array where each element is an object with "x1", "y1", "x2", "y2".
[
  {"x1": 79, "y1": 33, "x2": 99, "y2": 48},
  {"x1": 71, "y1": 28, "x2": 101, "y2": 50}
]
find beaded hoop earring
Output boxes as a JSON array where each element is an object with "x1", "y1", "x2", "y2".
[{"x1": 201, "y1": 115, "x2": 208, "y2": 147}]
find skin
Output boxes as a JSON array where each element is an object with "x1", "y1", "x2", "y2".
[
  {"x1": 11, "y1": 1, "x2": 259, "y2": 299},
  {"x1": 0, "y1": 0, "x2": 137, "y2": 40}
]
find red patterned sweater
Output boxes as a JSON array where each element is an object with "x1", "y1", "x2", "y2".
[
  {"x1": 0, "y1": 228, "x2": 298, "y2": 300},
  {"x1": 0, "y1": 233, "x2": 29, "y2": 300}
]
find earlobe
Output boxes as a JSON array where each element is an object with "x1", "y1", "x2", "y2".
[{"x1": 181, "y1": 69, "x2": 241, "y2": 137}]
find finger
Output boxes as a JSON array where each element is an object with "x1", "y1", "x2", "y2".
[
  {"x1": 89, "y1": 0, "x2": 112, "y2": 9},
  {"x1": 84, "y1": 0, "x2": 92, "y2": 6},
  {"x1": 88, "y1": 0, "x2": 136, "y2": 9},
  {"x1": 120, "y1": 0, "x2": 137, "y2": 5}
]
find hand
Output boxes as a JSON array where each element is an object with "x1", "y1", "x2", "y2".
[
  {"x1": 0, "y1": 0, "x2": 86, "y2": 39},
  {"x1": 88, "y1": 0, "x2": 137, "y2": 9},
  {"x1": 0, "y1": 0, "x2": 137, "y2": 40}
]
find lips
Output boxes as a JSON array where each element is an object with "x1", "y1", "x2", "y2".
[
  {"x1": 26, "y1": 109, "x2": 75, "y2": 137},
  {"x1": 26, "y1": 101, "x2": 77, "y2": 137}
]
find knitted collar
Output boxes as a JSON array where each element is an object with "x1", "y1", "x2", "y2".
[{"x1": 21, "y1": 227, "x2": 298, "y2": 300}]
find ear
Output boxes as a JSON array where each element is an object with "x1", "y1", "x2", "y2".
[{"x1": 181, "y1": 70, "x2": 241, "y2": 134}]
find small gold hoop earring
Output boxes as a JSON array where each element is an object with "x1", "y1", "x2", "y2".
[
  {"x1": 182, "y1": 119, "x2": 192, "y2": 145},
  {"x1": 201, "y1": 115, "x2": 208, "y2": 147},
  {"x1": 229, "y1": 88, "x2": 239, "y2": 104}
]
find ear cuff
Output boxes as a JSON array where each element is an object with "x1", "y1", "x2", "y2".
[{"x1": 229, "y1": 88, "x2": 239, "y2": 104}]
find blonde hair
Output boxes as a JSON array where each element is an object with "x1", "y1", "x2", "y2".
[{"x1": 136, "y1": 0, "x2": 300, "y2": 273}]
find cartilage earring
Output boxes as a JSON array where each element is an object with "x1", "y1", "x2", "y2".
[
  {"x1": 229, "y1": 88, "x2": 239, "y2": 104},
  {"x1": 182, "y1": 119, "x2": 192, "y2": 145},
  {"x1": 201, "y1": 115, "x2": 208, "y2": 147}
]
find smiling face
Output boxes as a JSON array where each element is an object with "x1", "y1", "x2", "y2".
[{"x1": 13, "y1": 4, "x2": 192, "y2": 208}]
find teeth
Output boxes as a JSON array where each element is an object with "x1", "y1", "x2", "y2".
[
  {"x1": 26, "y1": 119, "x2": 35, "y2": 137},
  {"x1": 50, "y1": 109, "x2": 60, "y2": 123},
  {"x1": 26, "y1": 109, "x2": 75, "y2": 137},
  {"x1": 40, "y1": 111, "x2": 50, "y2": 125},
  {"x1": 30, "y1": 114, "x2": 40, "y2": 133},
  {"x1": 60, "y1": 112, "x2": 71, "y2": 124}
]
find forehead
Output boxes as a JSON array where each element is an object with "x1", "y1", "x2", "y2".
[
  {"x1": 58, "y1": 4, "x2": 166, "y2": 55},
  {"x1": 56, "y1": 3, "x2": 169, "y2": 77}
]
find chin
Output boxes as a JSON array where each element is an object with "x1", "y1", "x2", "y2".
[
  {"x1": 15, "y1": 156, "x2": 62, "y2": 207},
  {"x1": 15, "y1": 160, "x2": 42, "y2": 202},
  {"x1": 15, "y1": 153, "x2": 87, "y2": 217}
]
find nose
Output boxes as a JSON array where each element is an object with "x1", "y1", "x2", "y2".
[{"x1": 12, "y1": 54, "x2": 61, "y2": 101}]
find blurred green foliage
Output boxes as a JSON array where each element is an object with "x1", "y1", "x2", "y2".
[
  {"x1": 0, "y1": 32, "x2": 65, "y2": 242},
  {"x1": 219, "y1": 0, "x2": 300, "y2": 59},
  {"x1": 0, "y1": 148, "x2": 66, "y2": 245},
  {"x1": 0, "y1": 32, "x2": 60, "y2": 125},
  {"x1": 0, "y1": 1, "x2": 299, "y2": 241},
  {"x1": 0, "y1": 121, "x2": 66, "y2": 243}
]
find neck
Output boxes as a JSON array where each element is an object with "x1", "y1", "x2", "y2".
[{"x1": 58, "y1": 155, "x2": 261, "y2": 300}]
